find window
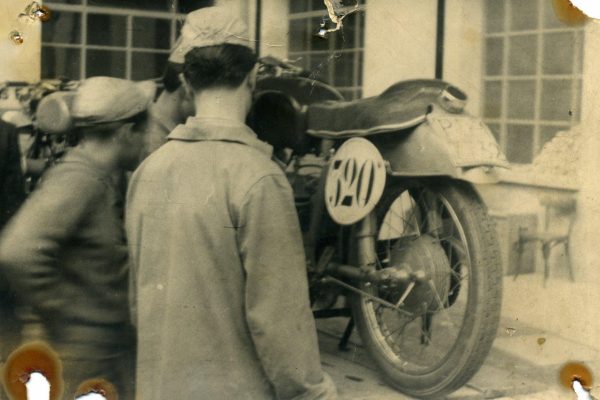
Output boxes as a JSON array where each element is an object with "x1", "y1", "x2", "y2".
[
  {"x1": 288, "y1": 0, "x2": 366, "y2": 100},
  {"x1": 482, "y1": 0, "x2": 583, "y2": 164},
  {"x1": 42, "y1": 0, "x2": 213, "y2": 81}
]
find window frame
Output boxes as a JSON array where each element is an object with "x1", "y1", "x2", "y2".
[
  {"x1": 481, "y1": 0, "x2": 584, "y2": 164},
  {"x1": 43, "y1": 0, "x2": 185, "y2": 80},
  {"x1": 288, "y1": 1, "x2": 366, "y2": 100}
]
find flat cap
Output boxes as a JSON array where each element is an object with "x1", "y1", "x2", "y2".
[
  {"x1": 169, "y1": 6, "x2": 252, "y2": 64},
  {"x1": 72, "y1": 77, "x2": 155, "y2": 126}
]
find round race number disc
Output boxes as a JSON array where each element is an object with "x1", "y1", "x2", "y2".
[{"x1": 325, "y1": 138, "x2": 386, "y2": 225}]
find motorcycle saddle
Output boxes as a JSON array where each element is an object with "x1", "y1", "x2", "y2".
[{"x1": 306, "y1": 79, "x2": 467, "y2": 139}]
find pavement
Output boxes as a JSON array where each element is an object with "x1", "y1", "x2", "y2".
[{"x1": 316, "y1": 295, "x2": 600, "y2": 400}]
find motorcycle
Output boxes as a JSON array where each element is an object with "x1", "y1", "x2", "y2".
[{"x1": 247, "y1": 57, "x2": 508, "y2": 399}]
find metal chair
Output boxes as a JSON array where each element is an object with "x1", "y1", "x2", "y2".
[{"x1": 514, "y1": 197, "x2": 576, "y2": 287}]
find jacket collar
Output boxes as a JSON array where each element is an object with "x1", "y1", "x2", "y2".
[
  {"x1": 167, "y1": 117, "x2": 273, "y2": 157},
  {"x1": 60, "y1": 147, "x2": 114, "y2": 179}
]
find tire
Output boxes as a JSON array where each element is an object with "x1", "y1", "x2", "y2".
[{"x1": 350, "y1": 179, "x2": 502, "y2": 399}]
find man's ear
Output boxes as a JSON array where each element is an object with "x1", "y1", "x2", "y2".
[
  {"x1": 114, "y1": 122, "x2": 135, "y2": 143},
  {"x1": 179, "y1": 73, "x2": 194, "y2": 99},
  {"x1": 246, "y1": 64, "x2": 259, "y2": 91}
]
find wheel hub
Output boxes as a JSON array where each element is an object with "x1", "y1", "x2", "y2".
[{"x1": 383, "y1": 234, "x2": 451, "y2": 314}]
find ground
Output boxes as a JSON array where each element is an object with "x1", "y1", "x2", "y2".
[{"x1": 317, "y1": 276, "x2": 599, "y2": 400}]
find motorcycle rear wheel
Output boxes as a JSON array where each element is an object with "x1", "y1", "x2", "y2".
[{"x1": 350, "y1": 179, "x2": 502, "y2": 399}]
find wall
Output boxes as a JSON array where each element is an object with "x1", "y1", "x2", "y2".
[
  {"x1": 362, "y1": 0, "x2": 437, "y2": 97},
  {"x1": 0, "y1": 0, "x2": 41, "y2": 82},
  {"x1": 443, "y1": 0, "x2": 484, "y2": 116},
  {"x1": 258, "y1": 0, "x2": 289, "y2": 59}
]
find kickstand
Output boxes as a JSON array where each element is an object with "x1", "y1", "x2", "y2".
[{"x1": 338, "y1": 317, "x2": 354, "y2": 352}]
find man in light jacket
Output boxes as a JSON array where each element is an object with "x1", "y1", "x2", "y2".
[{"x1": 125, "y1": 7, "x2": 337, "y2": 400}]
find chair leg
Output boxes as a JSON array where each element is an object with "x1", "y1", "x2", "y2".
[
  {"x1": 513, "y1": 240, "x2": 525, "y2": 281},
  {"x1": 564, "y1": 240, "x2": 575, "y2": 282},
  {"x1": 541, "y1": 242, "x2": 552, "y2": 288}
]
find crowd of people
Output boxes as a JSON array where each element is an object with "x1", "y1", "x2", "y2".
[{"x1": 0, "y1": 7, "x2": 337, "y2": 400}]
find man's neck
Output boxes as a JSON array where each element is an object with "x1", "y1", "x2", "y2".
[
  {"x1": 76, "y1": 140, "x2": 120, "y2": 172},
  {"x1": 193, "y1": 86, "x2": 249, "y2": 123}
]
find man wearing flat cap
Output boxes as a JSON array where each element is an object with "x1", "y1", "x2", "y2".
[
  {"x1": 0, "y1": 77, "x2": 154, "y2": 399},
  {"x1": 126, "y1": 6, "x2": 337, "y2": 400}
]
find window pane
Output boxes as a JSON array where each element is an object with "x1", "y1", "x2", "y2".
[
  {"x1": 178, "y1": 0, "x2": 214, "y2": 13},
  {"x1": 543, "y1": 0, "x2": 563, "y2": 28},
  {"x1": 88, "y1": 0, "x2": 170, "y2": 11},
  {"x1": 133, "y1": 18, "x2": 171, "y2": 50},
  {"x1": 356, "y1": 51, "x2": 363, "y2": 86},
  {"x1": 290, "y1": 0, "x2": 309, "y2": 13},
  {"x1": 335, "y1": 12, "x2": 357, "y2": 49},
  {"x1": 507, "y1": 80, "x2": 536, "y2": 120},
  {"x1": 42, "y1": 46, "x2": 81, "y2": 79},
  {"x1": 42, "y1": 11, "x2": 81, "y2": 44},
  {"x1": 312, "y1": 0, "x2": 326, "y2": 11},
  {"x1": 573, "y1": 79, "x2": 582, "y2": 121},
  {"x1": 131, "y1": 52, "x2": 169, "y2": 80},
  {"x1": 509, "y1": 35, "x2": 537, "y2": 75},
  {"x1": 487, "y1": 122, "x2": 501, "y2": 143},
  {"x1": 311, "y1": 17, "x2": 330, "y2": 51},
  {"x1": 539, "y1": 125, "x2": 566, "y2": 151},
  {"x1": 88, "y1": 14, "x2": 126, "y2": 47},
  {"x1": 337, "y1": 89, "x2": 354, "y2": 101},
  {"x1": 310, "y1": 53, "x2": 330, "y2": 83},
  {"x1": 506, "y1": 124, "x2": 534, "y2": 163},
  {"x1": 510, "y1": 0, "x2": 538, "y2": 31},
  {"x1": 289, "y1": 19, "x2": 309, "y2": 52},
  {"x1": 333, "y1": 52, "x2": 355, "y2": 87},
  {"x1": 543, "y1": 32, "x2": 575, "y2": 75},
  {"x1": 485, "y1": 0, "x2": 505, "y2": 33},
  {"x1": 540, "y1": 79, "x2": 573, "y2": 121},
  {"x1": 86, "y1": 50, "x2": 126, "y2": 78},
  {"x1": 483, "y1": 81, "x2": 502, "y2": 119},
  {"x1": 293, "y1": 55, "x2": 310, "y2": 71},
  {"x1": 485, "y1": 37, "x2": 504, "y2": 76},
  {"x1": 45, "y1": 0, "x2": 81, "y2": 3},
  {"x1": 576, "y1": 31, "x2": 584, "y2": 74},
  {"x1": 358, "y1": 11, "x2": 365, "y2": 48}
]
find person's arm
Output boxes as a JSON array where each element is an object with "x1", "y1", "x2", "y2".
[
  {"x1": 0, "y1": 168, "x2": 102, "y2": 318},
  {"x1": 0, "y1": 123, "x2": 26, "y2": 229},
  {"x1": 238, "y1": 174, "x2": 337, "y2": 400}
]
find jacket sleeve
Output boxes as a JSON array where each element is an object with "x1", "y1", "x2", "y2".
[
  {"x1": 238, "y1": 173, "x2": 337, "y2": 400},
  {"x1": 0, "y1": 168, "x2": 102, "y2": 318},
  {"x1": 0, "y1": 121, "x2": 26, "y2": 230}
]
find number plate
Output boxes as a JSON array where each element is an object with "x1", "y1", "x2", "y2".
[{"x1": 325, "y1": 138, "x2": 387, "y2": 225}]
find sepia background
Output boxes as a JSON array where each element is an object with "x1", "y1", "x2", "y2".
[{"x1": 1, "y1": 0, "x2": 600, "y2": 397}]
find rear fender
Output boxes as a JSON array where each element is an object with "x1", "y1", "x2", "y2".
[{"x1": 370, "y1": 113, "x2": 509, "y2": 184}]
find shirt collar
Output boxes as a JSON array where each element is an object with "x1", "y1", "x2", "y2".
[{"x1": 167, "y1": 117, "x2": 273, "y2": 157}]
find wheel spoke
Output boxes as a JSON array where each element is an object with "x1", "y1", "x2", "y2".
[{"x1": 427, "y1": 280, "x2": 460, "y2": 330}]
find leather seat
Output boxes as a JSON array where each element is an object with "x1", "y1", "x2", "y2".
[{"x1": 307, "y1": 79, "x2": 464, "y2": 138}]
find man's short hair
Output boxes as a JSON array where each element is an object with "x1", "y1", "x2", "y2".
[
  {"x1": 162, "y1": 62, "x2": 183, "y2": 93},
  {"x1": 183, "y1": 44, "x2": 257, "y2": 92}
]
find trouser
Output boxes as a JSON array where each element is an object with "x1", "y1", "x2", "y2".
[
  {"x1": 50, "y1": 323, "x2": 136, "y2": 400},
  {"x1": 0, "y1": 276, "x2": 21, "y2": 362}
]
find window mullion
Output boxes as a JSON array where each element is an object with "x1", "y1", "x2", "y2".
[
  {"x1": 533, "y1": 0, "x2": 543, "y2": 155},
  {"x1": 570, "y1": 30, "x2": 583, "y2": 124},
  {"x1": 499, "y1": 1, "x2": 510, "y2": 152},
  {"x1": 81, "y1": 2, "x2": 88, "y2": 78},
  {"x1": 126, "y1": 15, "x2": 133, "y2": 80}
]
